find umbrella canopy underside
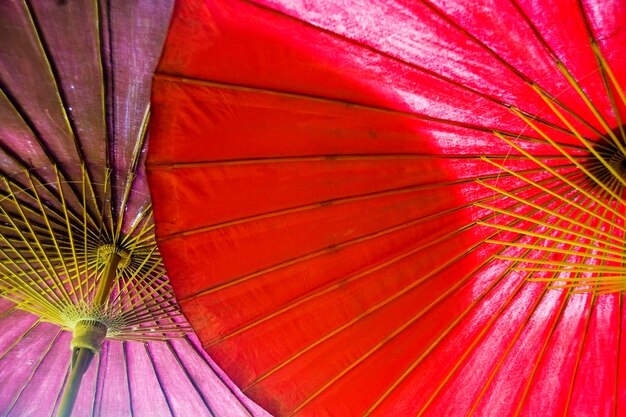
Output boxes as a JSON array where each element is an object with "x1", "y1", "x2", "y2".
[
  {"x1": 147, "y1": 0, "x2": 626, "y2": 416},
  {"x1": 0, "y1": 298, "x2": 269, "y2": 417}
]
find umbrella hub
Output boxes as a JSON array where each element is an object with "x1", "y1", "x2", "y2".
[
  {"x1": 70, "y1": 319, "x2": 107, "y2": 353},
  {"x1": 606, "y1": 148, "x2": 626, "y2": 180},
  {"x1": 97, "y1": 243, "x2": 132, "y2": 271},
  {"x1": 61, "y1": 302, "x2": 127, "y2": 337},
  {"x1": 589, "y1": 137, "x2": 626, "y2": 186}
]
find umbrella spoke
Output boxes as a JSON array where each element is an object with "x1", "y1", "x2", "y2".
[
  {"x1": 476, "y1": 186, "x2": 622, "y2": 242},
  {"x1": 419, "y1": 207, "x2": 585, "y2": 417},
  {"x1": 283, "y1": 194, "x2": 575, "y2": 415},
  {"x1": 480, "y1": 156, "x2": 625, "y2": 231},
  {"x1": 2, "y1": 178, "x2": 73, "y2": 305},
  {"x1": 591, "y1": 43, "x2": 626, "y2": 134},
  {"x1": 418, "y1": 0, "x2": 612, "y2": 145},
  {"x1": 482, "y1": 127, "x2": 626, "y2": 294},
  {"x1": 528, "y1": 90, "x2": 626, "y2": 189},
  {"x1": 469, "y1": 190, "x2": 611, "y2": 415},
  {"x1": 589, "y1": 46, "x2": 626, "y2": 145},
  {"x1": 479, "y1": 204, "x2": 623, "y2": 250},
  {"x1": 496, "y1": 128, "x2": 625, "y2": 209}
]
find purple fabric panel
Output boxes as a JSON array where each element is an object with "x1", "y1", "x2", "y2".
[
  {"x1": 125, "y1": 341, "x2": 173, "y2": 417},
  {"x1": 0, "y1": 2, "x2": 89, "y2": 218},
  {"x1": 0, "y1": 313, "x2": 271, "y2": 416},
  {"x1": 170, "y1": 337, "x2": 273, "y2": 417},
  {"x1": 0, "y1": 92, "x2": 47, "y2": 178},
  {"x1": 93, "y1": 341, "x2": 132, "y2": 417},
  {"x1": 0, "y1": 322, "x2": 59, "y2": 413},
  {"x1": 0, "y1": 297, "x2": 15, "y2": 315},
  {"x1": 8, "y1": 330, "x2": 70, "y2": 417},
  {"x1": 0, "y1": 1, "x2": 272, "y2": 415},
  {"x1": 0, "y1": 90, "x2": 73, "y2": 217},
  {"x1": 121, "y1": 134, "x2": 151, "y2": 234},
  {"x1": 146, "y1": 341, "x2": 213, "y2": 417},
  {"x1": 104, "y1": 0, "x2": 174, "y2": 229},
  {"x1": 28, "y1": 0, "x2": 107, "y2": 197},
  {"x1": 0, "y1": 1, "x2": 80, "y2": 178},
  {"x1": 0, "y1": 309, "x2": 38, "y2": 358},
  {"x1": 0, "y1": 0, "x2": 172, "y2": 226},
  {"x1": 167, "y1": 339, "x2": 238, "y2": 416}
]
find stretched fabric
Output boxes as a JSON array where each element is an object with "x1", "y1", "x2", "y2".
[{"x1": 147, "y1": 0, "x2": 626, "y2": 416}]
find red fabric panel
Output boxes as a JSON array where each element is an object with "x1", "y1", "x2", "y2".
[
  {"x1": 155, "y1": 0, "x2": 572, "y2": 134},
  {"x1": 520, "y1": 293, "x2": 593, "y2": 416},
  {"x1": 619, "y1": 298, "x2": 626, "y2": 417},
  {"x1": 149, "y1": 79, "x2": 587, "y2": 165},
  {"x1": 567, "y1": 294, "x2": 620, "y2": 417}
]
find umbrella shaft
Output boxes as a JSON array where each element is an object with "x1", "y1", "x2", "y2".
[
  {"x1": 56, "y1": 347, "x2": 95, "y2": 417},
  {"x1": 94, "y1": 252, "x2": 121, "y2": 306},
  {"x1": 56, "y1": 252, "x2": 120, "y2": 417}
]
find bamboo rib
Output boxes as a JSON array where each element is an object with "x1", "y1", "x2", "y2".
[
  {"x1": 287, "y1": 190, "x2": 581, "y2": 416},
  {"x1": 479, "y1": 64, "x2": 626, "y2": 295},
  {"x1": 480, "y1": 157, "x2": 624, "y2": 233},
  {"x1": 477, "y1": 202, "x2": 622, "y2": 248},
  {"x1": 562, "y1": 210, "x2": 614, "y2": 416},
  {"x1": 0, "y1": 3, "x2": 197, "y2": 414},
  {"x1": 367, "y1": 192, "x2": 581, "y2": 416},
  {"x1": 577, "y1": 0, "x2": 626, "y2": 145},
  {"x1": 590, "y1": 52, "x2": 625, "y2": 145},
  {"x1": 518, "y1": 119, "x2": 614, "y2": 196},
  {"x1": 415, "y1": 0, "x2": 615, "y2": 146},
  {"x1": 490, "y1": 131, "x2": 624, "y2": 218},
  {"x1": 592, "y1": 43, "x2": 626, "y2": 115},
  {"x1": 260, "y1": 188, "x2": 568, "y2": 397},
  {"x1": 471, "y1": 198, "x2": 612, "y2": 416},
  {"x1": 527, "y1": 90, "x2": 626, "y2": 189},
  {"x1": 450, "y1": 175, "x2": 598, "y2": 415},
  {"x1": 554, "y1": 62, "x2": 624, "y2": 155},
  {"x1": 210, "y1": 180, "x2": 579, "y2": 351},
  {"x1": 481, "y1": 178, "x2": 626, "y2": 292},
  {"x1": 0, "y1": 154, "x2": 187, "y2": 341},
  {"x1": 4, "y1": 180, "x2": 74, "y2": 304}
]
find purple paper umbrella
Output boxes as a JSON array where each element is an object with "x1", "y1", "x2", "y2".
[{"x1": 0, "y1": 1, "x2": 271, "y2": 416}]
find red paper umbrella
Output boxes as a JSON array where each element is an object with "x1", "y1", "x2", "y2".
[{"x1": 147, "y1": 0, "x2": 626, "y2": 416}]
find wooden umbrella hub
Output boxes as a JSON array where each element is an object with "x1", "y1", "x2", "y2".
[
  {"x1": 96, "y1": 243, "x2": 131, "y2": 271},
  {"x1": 70, "y1": 319, "x2": 107, "y2": 353},
  {"x1": 590, "y1": 139, "x2": 626, "y2": 188}
]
